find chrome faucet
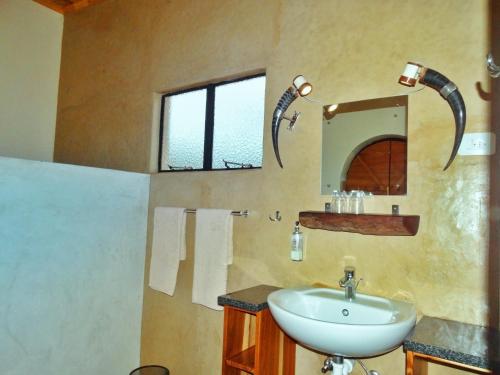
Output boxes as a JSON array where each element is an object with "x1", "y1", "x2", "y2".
[{"x1": 339, "y1": 266, "x2": 360, "y2": 300}]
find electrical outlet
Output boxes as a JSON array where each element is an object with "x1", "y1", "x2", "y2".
[{"x1": 458, "y1": 132, "x2": 496, "y2": 156}]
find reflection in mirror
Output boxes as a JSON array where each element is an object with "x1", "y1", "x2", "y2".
[{"x1": 321, "y1": 95, "x2": 407, "y2": 196}]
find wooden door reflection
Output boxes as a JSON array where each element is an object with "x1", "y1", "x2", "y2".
[{"x1": 343, "y1": 138, "x2": 407, "y2": 195}]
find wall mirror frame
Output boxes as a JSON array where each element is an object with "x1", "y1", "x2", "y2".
[{"x1": 321, "y1": 95, "x2": 408, "y2": 196}]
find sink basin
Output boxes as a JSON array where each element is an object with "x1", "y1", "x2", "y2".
[{"x1": 267, "y1": 287, "x2": 416, "y2": 357}]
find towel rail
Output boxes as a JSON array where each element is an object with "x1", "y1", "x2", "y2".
[{"x1": 184, "y1": 209, "x2": 249, "y2": 217}]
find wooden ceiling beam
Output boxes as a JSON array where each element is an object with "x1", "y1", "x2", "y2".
[
  {"x1": 62, "y1": 0, "x2": 107, "y2": 13},
  {"x1": 33, "y1": 0, "x2": 65, "y2": 14},
  {"x1": 33, "y1": 0, "x2": 107, "y2": 14}
]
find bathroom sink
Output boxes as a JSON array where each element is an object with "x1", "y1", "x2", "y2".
[{"x1": 267, "y1": 287, "x2": 416, "y2": 357}]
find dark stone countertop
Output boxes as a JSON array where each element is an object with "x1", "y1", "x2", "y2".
[
  {"x1": 218, "y1": 284, "x2": 280, "y2": 313},
  {"x1": 404, "y1": 315, "x2": 500, "y2": 370}
]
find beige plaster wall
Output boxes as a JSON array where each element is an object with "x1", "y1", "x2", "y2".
[
  {"x1": 55, "y1": 0, "x2": 154, "y2": 171},
  {"x1": 0, "y1": 0, "x2": 63, "y2": 161},
  {"x1": 56, "y1": 1, "x2": 490, "y2": 374}
]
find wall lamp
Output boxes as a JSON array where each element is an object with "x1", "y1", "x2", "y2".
[
  {"x1": 398, "y1": 62, "x2": 466, "y2": 171},
  {"x1": 272, "y1": 75, "x2": 313, "y2": 168}
]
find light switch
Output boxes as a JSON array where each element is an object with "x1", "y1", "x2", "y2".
[{"x1": 458, "y1": 132, "x2": 496, "y2": 156}]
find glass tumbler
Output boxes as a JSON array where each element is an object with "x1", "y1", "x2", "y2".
[
  {"x1": 349, "y1": 190, "x2": 364, "y2": 214},
  {"x1": 331, "y1": 190, "x2": 341, "y2": 213}
]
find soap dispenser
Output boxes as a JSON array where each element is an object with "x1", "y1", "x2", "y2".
[{"x1": 290, "y1": 221, "x2": 304, "y2": 261}]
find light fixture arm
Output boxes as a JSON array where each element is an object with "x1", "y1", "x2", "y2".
[{"x1": 283, "y1": 111, "x2": 301, "y2": 130}]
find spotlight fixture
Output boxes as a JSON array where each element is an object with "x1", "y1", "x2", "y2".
[
  {"x1": 322, "y1": 103, "x2": 339, "y2": 121},
  {"x1": 293, "y1": 75, "x2": 313, "y2": 96},
  {"x1": 272, "y1": 75, "x2": 313, "y2": 168},
  {"x1": 398, "y1": 62, "x2": 466, "y2": 171},
  {"x1": 325, "y1": 104, "x2": 338, "y2": 113}
]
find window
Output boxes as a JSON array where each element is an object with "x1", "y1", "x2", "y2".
[{"x1": 159, "y1": 74, "x2": 266, "y2": 172}]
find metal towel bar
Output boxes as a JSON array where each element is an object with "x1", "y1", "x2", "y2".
[{"x1": 184, "y1": 209, "x2": 249, "y2": 217}]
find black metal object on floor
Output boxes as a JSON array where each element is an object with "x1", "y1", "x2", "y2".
[{"x1": 129, "y1": 365, "x2": 169, "y2": 375}]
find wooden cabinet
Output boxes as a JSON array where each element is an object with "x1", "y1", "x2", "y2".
[{"x1": 219, "y1": 286, "x2": 295, "y2": 375}]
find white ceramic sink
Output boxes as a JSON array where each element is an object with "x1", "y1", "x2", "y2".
[{"x1": 267, "y1": 287, "x2": 416, "y2": 357}]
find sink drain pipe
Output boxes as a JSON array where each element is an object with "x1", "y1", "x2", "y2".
[
  {"x1": 358, "y1": 359, "x2": 380, "y2": 375},
  {"x1": 321, "y1": 356, "x2": 354, "y2": 375}
]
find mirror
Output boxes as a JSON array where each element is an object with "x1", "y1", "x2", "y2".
[{"x1": 321, "y1": 95, "x2": 407, "y2": 195}]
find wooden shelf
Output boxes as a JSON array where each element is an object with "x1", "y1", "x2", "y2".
[
  {"x1": 299, "y1": 211, "x2": 419, "y2": 236},
  {"x1": 406, "y1": 351, "x2": 491, "y2": 375},
  {"x1": 221, "y1": 301, "x2": 296, "y2": 374},
  {"x1": 226, "y1": 346, "x2": 255, "y2": 373}
]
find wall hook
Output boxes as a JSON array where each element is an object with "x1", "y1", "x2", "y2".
[
  {"x1": 269, "y1": 210, "x2": 282, "y2": 222},
  {"x1": 487, "y1": 52, "x2": 500, "y2": 78}
]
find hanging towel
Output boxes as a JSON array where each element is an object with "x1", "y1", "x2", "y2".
[
  {"x1": 149, "y1": 207, "x2": 187, "y2": 295},
  {"x1": 192, "y1": 209, "x2": 233, "y2": 310}
]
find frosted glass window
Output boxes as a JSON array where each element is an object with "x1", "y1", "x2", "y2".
[
  {"x1": 212, "y1": 76, "x2": 265, "y2": 169},
  {"x1": 159, "y1": 74, "x2": 265, "y2": 172},
  {"x1": 161, "y1": 89, "x2": 206, "y2": 170}
]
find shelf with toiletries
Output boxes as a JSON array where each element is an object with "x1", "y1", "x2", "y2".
[{"x1": 298, "y1": 211, "x2": 420, "y2": 236}]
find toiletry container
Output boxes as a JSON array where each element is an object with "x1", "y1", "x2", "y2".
[{"x1": 290, "y1": 221, "x2": 304, "y2": 261}]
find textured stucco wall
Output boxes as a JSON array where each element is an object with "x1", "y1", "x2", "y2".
[
  {"x1": 0, "y1": 0, "x2": 63, "y2": 161},
  {"x1": 56, "y1": 1, "x2": 490, "y2": 374}
]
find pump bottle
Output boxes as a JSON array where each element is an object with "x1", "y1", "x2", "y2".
[{"x1": 290, "y1": 221, "x2": 304, "y2": 261}]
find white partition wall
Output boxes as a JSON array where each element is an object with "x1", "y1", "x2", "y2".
[{"x1": 0, "y1": 157, "x2": 150, "y2": 375}]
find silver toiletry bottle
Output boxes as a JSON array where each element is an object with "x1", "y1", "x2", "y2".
[{"x1": 290, "y1": 221, "x2": 304, "y2": 261}]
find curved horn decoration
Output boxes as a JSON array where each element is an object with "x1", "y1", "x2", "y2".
[
  {"x1": 271, "y1": 87, "x2": 298, "y2": 168},
  {"x1": 419, "y1": 68, "x2": 466, "y2": 171},
  {"x1": 398, "y1": 63, "x2": 466, "y2": 171}
]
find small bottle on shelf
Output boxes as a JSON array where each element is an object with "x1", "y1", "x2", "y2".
[{"x1": 290, "y1": 221, "x2": 304, "y2": 261}]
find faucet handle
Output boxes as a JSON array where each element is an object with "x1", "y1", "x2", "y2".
[
  {"x1": 344, "y1": 266, "x2": 355, "y2": 279},
  {"x1": 339, "y1": 266, "x2": 356, "y2": 287},
  {"x1": 356, "y1": 277, "x2": 364, "y2": 289}
]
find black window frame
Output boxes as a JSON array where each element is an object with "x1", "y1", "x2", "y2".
[{"x1": 158, "y1": 72, "x2": 266, "y2": 173}]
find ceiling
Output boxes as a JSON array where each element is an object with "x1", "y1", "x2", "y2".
[{"x1": 33, "y1": 0, "x2": 106, "y2": 14}]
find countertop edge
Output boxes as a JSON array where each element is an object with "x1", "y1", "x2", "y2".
[{"x1": 218, "y1": 284, "x2": 280, "y2": 313}]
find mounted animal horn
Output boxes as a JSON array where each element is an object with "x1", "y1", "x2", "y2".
[
  {"x1": 398, "y1": 62, "x2": 466, "y2": 171},
  {"x1": 271, "y1": 75, "x2": 312, "y2": 168}
]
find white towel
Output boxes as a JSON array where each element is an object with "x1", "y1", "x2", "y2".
[
  {"x1": 192, "y1": 209, "x2": 233, "y2": 310},
  {"x1": 149, "y1": 207, "x2": 187, "y2": 295}
]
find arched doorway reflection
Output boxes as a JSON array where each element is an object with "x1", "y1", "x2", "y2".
[{"x1": 342, "y1": 136, "x2": 407, "y2": 195}]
